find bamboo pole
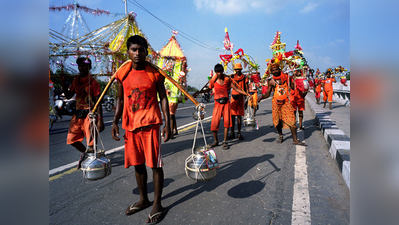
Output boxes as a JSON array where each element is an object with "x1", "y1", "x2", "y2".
[
  {"x1": 91, "y1": 60, "x2": 131, "y2": 113},
  {"x1": 91, "y1": 60, "x2": 200, "y2": 114},
  {"x1": 147, "y1": 62, "x2": 200, "y2": 106}
]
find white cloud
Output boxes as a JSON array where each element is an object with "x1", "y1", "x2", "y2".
[
  {"x1": 327, "y1": 39, "x2": 346, "y2": 46},
  {"x1": 303, "y1": 51, "x2": 335, "y2": 72},
  {"x1": 193, "y1": 0, "x2": 286, "y2": 15},
  {"x1": 300, "y1": 2, "x2": 319, "y2": 14}
]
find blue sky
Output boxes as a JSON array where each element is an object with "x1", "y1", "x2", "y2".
[{"x1": 49, "y1": 0, "x2": 349, "y2": 89}]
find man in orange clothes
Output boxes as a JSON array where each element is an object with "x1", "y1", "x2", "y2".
[
  {"x1": 60, "y1": 57, "x2": 104, "y2": 169},
  {"x1": 228, "y1": 63, "x2": 248, "y2": 140},
  {"x1": 322, "y1": 70, "x2": 336, "y2": 110},
  {"x1": 258, "y1": 63, "x2": 306, "y2": 146},
  {"x1": 247, "y1": 72, "x2": 260, "y2": 115},
  {"x1": 314, "y1": 75, "x2": 322, "y2": 104},
  {"x1": 209, "y1": 64, "x2": 250, "y2": 150},
  {"x1": 290, "y1": 68, "x2": 307, "y2": 130},
  {"x1": 111, "y1": 36, "x2": 171, "y2": 224}
]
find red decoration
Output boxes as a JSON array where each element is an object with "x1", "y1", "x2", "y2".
[
  {"x1": 284, "y1": 51, "x2": 294, "y2": 58},
  {"x1": 234, "y1": 48, "x2": 244, "y2": 57},
  {"x1": 49, "y1": 4, "x2": 110, "y2": 16},
  {"x1": 220, "y1": 54, "x2": 233, "y2": 64},
  {"x1": 223, "y1": 31, "x2": 232, "y2": 50}
]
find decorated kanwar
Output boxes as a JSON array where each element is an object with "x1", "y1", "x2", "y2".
[
  {"x1": 258, "y1": 31, "x2": 307, "y2": 146},
  {"x1": 157, "y1": 31, "x2": 189, "y2": 139}
]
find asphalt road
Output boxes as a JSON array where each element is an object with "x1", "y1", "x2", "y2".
[{"x1": 49, "y1": 97, "x2": 350, "y2": 225}]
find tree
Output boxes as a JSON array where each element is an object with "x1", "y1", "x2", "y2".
[{"x1": 186, "y1": 85, "x2": 199, "y2": 92}]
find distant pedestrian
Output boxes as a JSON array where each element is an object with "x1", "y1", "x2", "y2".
[
  {"x1": 290, "y1": 67, "x2": 307, "y2": 130},
  {"x1": 247, "y1": 72, "x2": 260, "y2": 116},
  {"x1": 322, "y1": 70, "x2": 336, "y2": 110},
  {"x1": 258, "y1": 63, "x2": 307, "y2": 146}
]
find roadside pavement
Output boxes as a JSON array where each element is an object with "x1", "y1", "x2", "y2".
[{"x1": 305, "y1": 91, "x2": 350, "y2": 189}]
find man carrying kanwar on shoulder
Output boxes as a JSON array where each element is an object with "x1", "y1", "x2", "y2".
[
  {"x1": 228, "y1": 63, "x2": 248, "y2": 140},
  {"x1": 60, "y1": 57, "x2": 104, "y2": 169},
  {"x1": 209, "y1": 64, "x2": 250, "y2": 150},
  {"x1": 111, "y1": 35, "x2": 170, "y2": 224},
  {"x1": 290, "y1": 66, "x2": 307, "y2": 130},
  {"x1": 322, "y1": 69, "x2": 336, "y2": 110},
  {"x1": 258, "y1": 63, "x2": 307, "y2": 146}
]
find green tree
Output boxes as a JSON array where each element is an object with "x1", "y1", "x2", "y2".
[
  {"x1": 186, "y1": 85, "x2": 199, "y2": 92},
  {"x1": 346, "y1": 71, "x2": 350, "y2": 80}
]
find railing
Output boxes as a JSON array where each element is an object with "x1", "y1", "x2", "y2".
[{"x1": 332, "y1": 81, "x2": 350, "y2": 106}]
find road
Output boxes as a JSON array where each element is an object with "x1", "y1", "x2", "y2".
[{"x1": 49, "y1": 97, "x2": 350, "y2": 224}]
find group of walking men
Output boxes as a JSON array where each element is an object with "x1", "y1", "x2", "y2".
[{"x1": 58, "y1": 35, "x2": 321, "y2": 224}]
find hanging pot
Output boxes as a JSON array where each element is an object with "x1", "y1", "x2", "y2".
[
  {"x1": 81, "y1": 151, "x2": 112, "y2": 181},
  {"x1": 243, "y1": 113, "x2": 256, "y2": 126},
  {"x1": 185, "y1": 149, "x2": 218, "y2": 182}
]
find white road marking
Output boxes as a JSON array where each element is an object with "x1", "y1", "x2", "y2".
[{"x1": 291, "y1": 130, "x2": 311, "y2": 225}]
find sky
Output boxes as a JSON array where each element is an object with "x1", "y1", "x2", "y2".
[{"x1": 49, "y1": 0, "x2": 350, "y2": 90}]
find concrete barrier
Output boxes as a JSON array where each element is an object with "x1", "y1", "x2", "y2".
[{"x1": 305, "y1": 94, "x2": 350, "y2": 189}]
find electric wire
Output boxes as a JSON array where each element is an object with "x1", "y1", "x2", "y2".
[{"x1": 128, "y1": 0, "x2": 223, "y2": 52}]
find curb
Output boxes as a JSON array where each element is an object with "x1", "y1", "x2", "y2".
[{"x1": 305, "y1": 95, "x2": 350, "y2": 190}]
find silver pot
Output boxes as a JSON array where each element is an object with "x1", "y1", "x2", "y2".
[
  {"x1": 243, "y1": 114, "x2": 256, "y2": 126},
  {"x1": 185, "y1": 151, "x2": 218, "y2": 182},
  {"x1": 81, "y1": 151, "x2": 112, "y2": 181}
]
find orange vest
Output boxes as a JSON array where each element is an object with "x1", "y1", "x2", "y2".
[
  {"x1": 209, "y1": 75, "x2": 231, "y2": 100},
  {"x1": 231, "y1": 74, "x2": 246, "y2": 95},
  {"x1": 323, "y1": 78, "x2": 334, "y2": 91},
  {"x1": 273, "y1": 80, "x2": 289, "y2": 103},
  {"x1": 115, "y1": 62, "x2": 164, "y2": 131}
]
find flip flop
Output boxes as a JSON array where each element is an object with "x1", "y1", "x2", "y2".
[
  {"x1": 147, "y1": 208, "x2": 168, "y2": 224},
  {"x1": 222, "y1": 142, "x2": 229, "y2": 150},
  {"x1": 125, "y1": 202, "x2": 151, "y2": 216},
  {"x1": 276, "y1": 135, "x2": 283, "y2": 143},
  {"x1": 293, "y1": 141, "x2": 307, "y2": 146},
  {"x1": 210, "y1": 142, "x2": 219, "y2": 148}
]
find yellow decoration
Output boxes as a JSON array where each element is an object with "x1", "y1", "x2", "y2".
[{"x1": 158, "y1": 35, "x2": 184, "y2": 58}]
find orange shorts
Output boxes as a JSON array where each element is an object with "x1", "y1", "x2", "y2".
[
  {"x1": 211, "y1": 102, "x2": 232, "y2": 131},
  {"x1": 169, "y1": 102, "x2": 178, "y2": 115},
  {"x1": 291, "y1": 100, "x2": 305, "y2": 111},
  {"x1": 67, "y1": 115, "x2": 93, "y2": 146},
  {"x1": 248, "y1": 92, "x2": 258, "y2": 109},
  {"x1": 323, "y1": 90, "x2": 333, "y2": 102},
  {"x1": 123, "y1": 124, "x2": 163, "y2": 168},
  {"x1": 230, "y1": 94, "x2": 244, "y2": 116}
]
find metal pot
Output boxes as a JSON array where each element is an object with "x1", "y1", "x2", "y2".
[
  {"x1": 243, "y1": 113, "x2": 256, "y2": 126},
  {"x1": 185, "y1": 151, "x2": 218, "y2": 182},
  {"x1": 81, "y1": 151, "x2": 112, "y2": 181}
]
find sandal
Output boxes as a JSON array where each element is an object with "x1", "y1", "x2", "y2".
[
  {"x1": 237, "y1": 133, "x2": 244, "y2": 141},
  {"x1": 210, "y1": 142, "x2": 219, "y2": 148},
  {"x1": 125, "y1": 201, "x2": 151, "y2": 216},
  {"x1": 222, "y1": 142, "x2": 229, "y2": 150},
  {"x1": 293, "y1": 141, "x2": 307, "y2": 146},
  {"x1": 276, "y1": 135, "x2": 284, "y2": 143},
  {"x1": 146, "y1": 207, "x2": 167, "y2": 224},
  {"x1": 227, "y1": 131, "x2": 235, "y2": 140}
]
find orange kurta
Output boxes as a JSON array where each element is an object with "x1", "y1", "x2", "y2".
[
  {"x1": 115, "y1": 62, "x2": 165, "y2": 132},
  {"x1": 230, "y1": 74, "x2": 246, "y2": 116},
  {"x1": 272, "y1": 80, "x2": 296, "y2": 129},
  {"x1": 209, "y1": 76, "x2": 232, "y2": 131}
]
